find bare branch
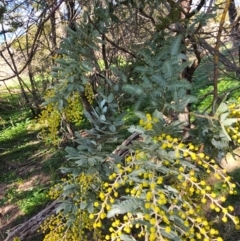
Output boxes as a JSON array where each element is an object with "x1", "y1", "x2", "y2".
[
  {"x1": 86, "y1": 12, "x2": 136, "y2": 59},
  {"x1": 0, "y1": 0, "x2": 65, "y2": 82}
]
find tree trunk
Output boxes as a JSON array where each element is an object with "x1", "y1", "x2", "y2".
[
  {"x1": 4, "y1": 201, "x2": 59, "y2": 241},
  {"x1": 65, "y1": 0, "x2": 76, "y2": 30},
  {"x1": 177, "y1": 0, "x2": 192, "y2": 128},
  {"x1": 228, "y1": 0, "x2": 237, "y2": 24},
  {"x1": 228, "y1": 0, "x2": 239, "y2": 77},
  {"x1": 228, "y1": 0, "x2": 237, "y2": 48}
]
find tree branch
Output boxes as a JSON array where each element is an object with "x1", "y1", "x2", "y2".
[
  {"x1": 186, "y1": 0, "x2": 206, "y2": 18},
  {"x1": 86, "y1": 13, "x2": 136, "y2": 59},
  {"x1": 175, "y1": 22, "x2": 240, "y2": 74},
  {"x1": 0, "y1": 0, "x2": 65, "y2": 82},
  {"x1": 212, "y1": 0, "x2": 232, "y2": 112},
  {"x1": 4, "y1": 200, "x2": 60, "y2": 241}
]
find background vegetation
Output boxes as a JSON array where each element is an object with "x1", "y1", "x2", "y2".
[{"x1": 1, "y1": 0, "x2": 240, "y2": 241}]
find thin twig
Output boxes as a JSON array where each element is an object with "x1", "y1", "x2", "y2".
[
  {"x1": 86, "y1": 12, "x2": 136, "y2": 59},
  {"x1": 0, "y1": 0, "x2": 65, "y2": 82},
  {"x1": 212, "y1": 0, "x2": 232, "y2": 113}
]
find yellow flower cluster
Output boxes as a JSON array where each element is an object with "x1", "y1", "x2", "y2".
[
  {"x1": 84, "y1": 82, "x2": 94, "y2": 104},
  {"x1": 139, "y1": 113, "x2": 158, "y2": 130},
  {"x1": 41, "y1": 173, "x2": 102, "y2": 241},
  {"x1": 38, "y1": 90, "x2": 61, "y2": 145},
  {"x1": 41, "y1": 110, "x2": 239, "y2": 241},
  {"x1": 38, "y1": 91, "x2": 83, "y2": 145},
  {"x1": 88, "y1": 114, "x2": 238, "y2": 241},
  {"x1": 63, "y1": 92, "x2": 83, "y2": 124},
  {"x1": 226, "y1": 99, "x2": 240, "y2": 146},
  {"x1": 40, "y1": 211, "x2": 90, "y2": 241},
  {"x1": 13, "y1": 238, "x2": 21, "y2": 241}
]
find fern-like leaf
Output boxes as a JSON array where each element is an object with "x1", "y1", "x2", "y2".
[
  {"x1": 107, "y1": 197, "x2": 143, "y2": 218},
  {"x1": 122, "y1": 84, "x2": 145, "y2": 96},
  {"x1": 170, "y1": 34, "x2": 182, "y2": 56}
]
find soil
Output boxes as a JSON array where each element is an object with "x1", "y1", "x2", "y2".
[{"x1": 0, "y1": 171, "x2": 51, "y2": 241}]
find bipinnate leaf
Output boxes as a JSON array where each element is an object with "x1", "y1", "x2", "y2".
[
  {"x1": 170, "y1": 35, "x2": 182, "y2": 56},
  {"x1": 107, "y1": 198, "x2": 143, "y2": 218}
]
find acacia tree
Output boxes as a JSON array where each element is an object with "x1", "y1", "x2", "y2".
[
  {"x1": 23, "y1": 0, "x2": 240, "y2": 241},
  {"x1": 4, "y1": 0, "x2": 240, "y2": 240},
  {"x1": 38, "y1": 0, "x2": 240, "y2": 138},
  {"x1": 0, "y1": 0, "x2": 238, "y2": 116}
]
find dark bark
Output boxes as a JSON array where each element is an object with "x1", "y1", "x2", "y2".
[
  {"x1": 80, "y1": 92, "x2": 94, "y2": 114},
  {"x1": 65, "y1": 0, "x2": 77, "y2": 30},
  {"x1": 228, "y1": 0, "x2": 237, "y2": 24},
  {"x1": 46, "y1": 0, "x2": 57, "y2": 59},
  {"x1": 228, "y1": 0, "x2": 239, "y2": 77},
  {"x1": 178, "y1": 0, "x2": 193, "y2": 128}
]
